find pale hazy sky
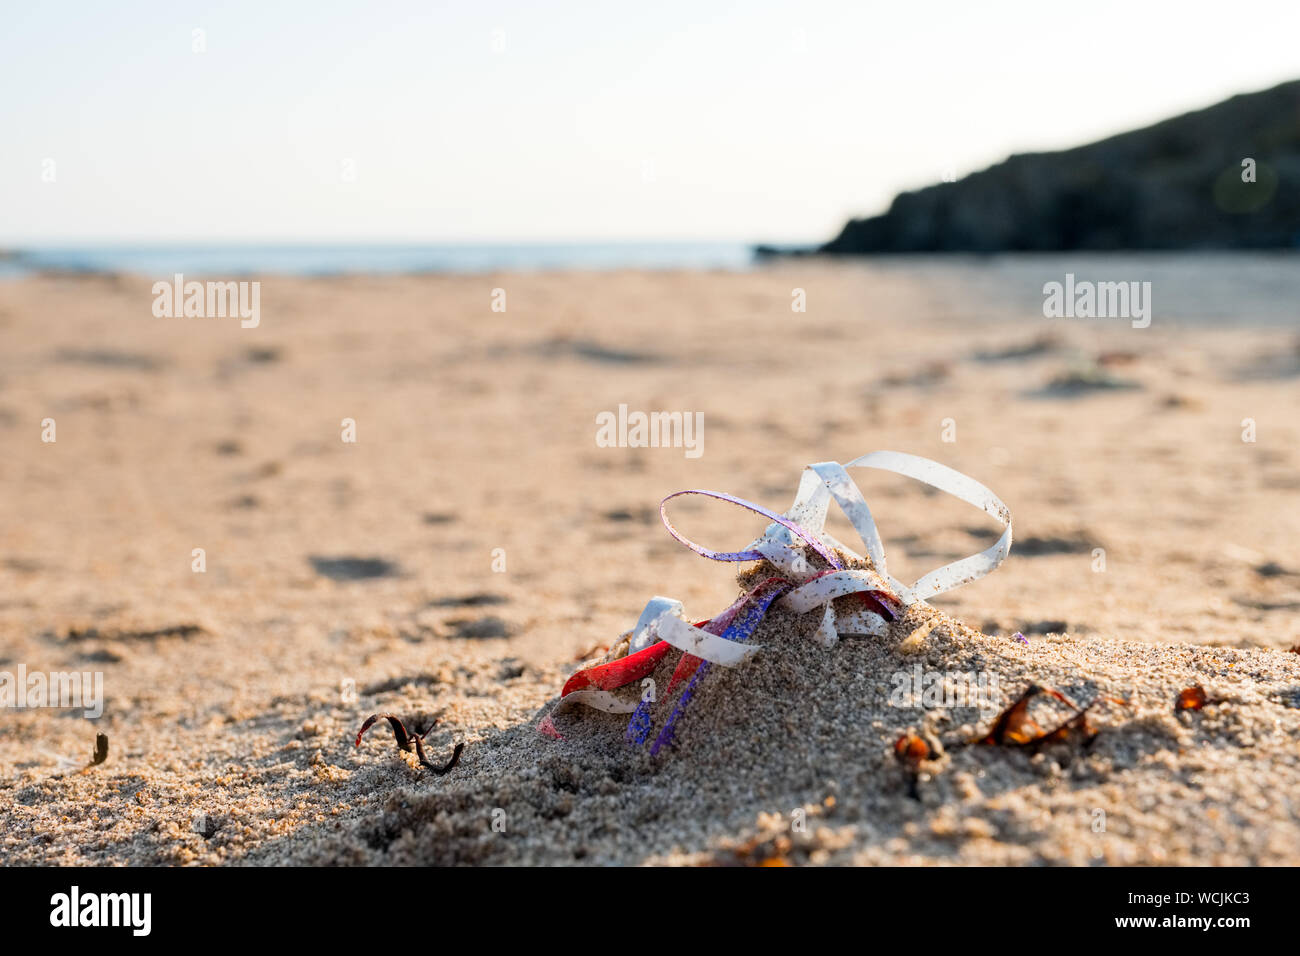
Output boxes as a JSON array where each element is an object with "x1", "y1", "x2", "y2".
[{"x1": 4, "y1": 1, "x2": 1298, "y2": 244}]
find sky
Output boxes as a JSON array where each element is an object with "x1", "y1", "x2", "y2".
[{"x1": 3, "y1": 1, "x2": 1299, "y2": 244}]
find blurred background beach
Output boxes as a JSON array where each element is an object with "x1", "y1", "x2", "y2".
[{"x1": 2, "y1": 2, "x2": 1299, "y2": 864}]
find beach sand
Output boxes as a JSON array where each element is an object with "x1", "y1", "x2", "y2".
[{"x1": 1, "y1": 265, "x2": 1299, "y2": 865}]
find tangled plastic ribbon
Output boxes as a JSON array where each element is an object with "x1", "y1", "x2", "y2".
[{"x1": 540, "y1": 451, "x2": 1013, "y2": 754}]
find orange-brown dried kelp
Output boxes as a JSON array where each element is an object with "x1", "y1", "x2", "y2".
[
  {"x1": 893, "y1": 731, "x2": 932, "y2": 765},
  {"x1": 354, "y1": 713, "x2": 463, "y2": 775},
  {"x1": 725, "y1": 833, "x2": 795, "y2": 867},
  {"x1": 975, "y1": 684, "x2": 1125, "y2": 749},
  {"x1": 893, "y1": 730, "x2": 935, "y2": 800},
  {"x1": 1175, "y1": 685, "x2": 1212, "y2": 712}
]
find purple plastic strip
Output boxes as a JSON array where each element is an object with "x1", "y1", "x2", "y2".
[
  {"x1": 659, "y1": 489, "x2": 843, "y2": 570},
  {"x1": 649, "y1": 579, "x2": 790, "y2": 755},
  {"x1": 623, "y1": 587, "x2": 750, "y2": 745},
  {"x1": 624, "y1": 697, "x2": 653, "y2": 745},
  {"x1": 649, "y1": 659, "x2": 711, "y2": 756}
]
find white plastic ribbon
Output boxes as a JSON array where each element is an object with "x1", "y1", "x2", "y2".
[
  {"x1": 782, "y1": 568, "x2": 898, "y2": 613},
  {"x1": 741, "y1": 450, "x2": 1013, "y2": 646},
  {"x1": 626, "y1": 596, "x2": 685, "y2": 654},
  {"x1": 618, "y1": 595, "x2": 763, "y2": 666},
  {"x1": 546, "y1": 452, "x2": 1013, "y2": 732},
  {"x1": 553, "y1": 688, "x2": 639, "y2": 714},
  {"x1": 654, "y1": 611, "x2": 763, "y2": 666}
]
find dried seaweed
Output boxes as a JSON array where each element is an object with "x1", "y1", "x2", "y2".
[
  {"x1": 893, "y1": 731, "x2": 937, "y2": 800},
  {"x1": 1175, "y1": 685, "x2": 1210, "y2": 712},
  {"x1": 893, "y1": 732, "x2": 931, "y2": 765},
  {"x1": 975, "y1": 684, "x2": 1125, "y2": 749},
  {"x1": 354, "y1": 713, "x2": 463, "y2": 775}
]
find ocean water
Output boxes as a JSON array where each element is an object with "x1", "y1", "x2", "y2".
[
  {"x1": 2, "y1": 245, "x2": 1296, "y2": 326},
  {"x1": 0, "y1": 241, "x2": 759, "y2": 278},
  {"x1": 847, "y1": 252, "x2": 1300, "y2": 327}
]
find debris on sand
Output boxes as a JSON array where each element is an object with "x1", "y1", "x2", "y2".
[
  {"x1": 544, "y1": 452, "x2": 1013, "y2": 753},
  {"x1": 1175, "y1": 685, "x2": 1210, "y2": 712},
  {"x1": 973, "y1": 684, "x2": 1126, "y2": 749},
  {"x1": 354, "y1": 713, "x2": 463, "y2": 775},
  {"x1": 89, "y1": 732, "x2": 108, "y2": 768}
]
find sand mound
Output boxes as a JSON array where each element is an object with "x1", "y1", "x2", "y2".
[{"x1": 288, "y1": 577, "x2": 1300, "y2": 866}]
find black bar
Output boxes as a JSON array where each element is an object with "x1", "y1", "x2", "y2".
[{"x1": 1, "y1": 865, "x2": 1274, "y2": 942}]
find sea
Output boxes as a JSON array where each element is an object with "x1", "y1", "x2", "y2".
[
  {"x1": 1, "y1": 244, "x2": 1296, "y2": 326},
  {"x1": 0, "y1": 241, "x2": 759, "y2": 278}
]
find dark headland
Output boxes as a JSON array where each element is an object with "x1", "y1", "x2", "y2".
[{"x1": 761, "y1": 80, "x2": 1300, "y2": 256}]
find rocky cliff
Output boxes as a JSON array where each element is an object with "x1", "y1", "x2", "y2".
[{"x1": 814, "y1": 80, "x2": 1300, "y2": 253}]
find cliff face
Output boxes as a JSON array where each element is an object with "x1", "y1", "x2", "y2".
[{"x1": 819, "y1": 81, "x2": 1300, "y2": 253}]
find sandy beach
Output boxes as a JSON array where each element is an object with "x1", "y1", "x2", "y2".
[{"x1": 2, "y1": 263, "x2": 1299, "y2": 865}]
